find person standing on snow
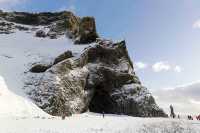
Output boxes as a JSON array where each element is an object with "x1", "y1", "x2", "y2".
[{"x1": 170, "y1": 105, "x2": 176, "y2": 118}]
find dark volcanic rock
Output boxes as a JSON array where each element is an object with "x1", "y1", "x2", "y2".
[
  {"x1": 35, "y1": 30, "x2": 46, "y2": 38},
  {"x1": 46, "y1": 31, "x2": 57, "y2": 39},
  {"x1": 30, "y1": 64, "x2": 50, "y2": 73},
  {"x1": 53, "y1": 51, "x2": 73, "y2": 65},
  {"x1": 0, "y1": 21, "x2": 14, "y2": 34},
  {"x1": 0, "y1": 20, "x2": 29, "y2": 34},
  {"x1": 26, "y1": 40, "x2": 167, "y2": 117}
]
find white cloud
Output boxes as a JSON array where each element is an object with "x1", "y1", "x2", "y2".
[
  {"x1": 152, "y1": 61, "x2": 171, "y2": 72},
  {"x1": 151, "y1": 62, "x2": 183, "y2": 73},
  {"x1": 174, "y1": 65, "x2": 183, "y2": 73},
  {"x1": 134, "y1": 62, "x2": 148, "y2": 71},
  {"x1": 193, "y1": 19, "x2": 200, "y2": 29},
  {"x1": 153, "y1": 81, "x2": 200, "y2": 115}
]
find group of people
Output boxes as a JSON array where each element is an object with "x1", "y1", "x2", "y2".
[
  {"x1": 186, "y1": 115, "x2": 200, "y2": 121},
  {"x1": 171, "y1": 114, "x2": 199, "y2": 121},
  {"x1": 170, "y1": 105, "x2": 200, "y2": 121},
  {"x1": 196, "y1": 115, "x2": 200, "y2": 120},
  {"x1": 187, "y1": 115, "x2": 193, "y2": 120}
]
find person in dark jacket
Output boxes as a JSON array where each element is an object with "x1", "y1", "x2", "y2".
[{"x1": 170, "y1": 105, "x2": 176, "y2": 118}]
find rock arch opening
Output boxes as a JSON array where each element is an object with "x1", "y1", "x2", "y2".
[{"x1": 88, "y1": 84, "x2": 115, "y2": 113}]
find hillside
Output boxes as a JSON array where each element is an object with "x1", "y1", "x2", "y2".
[
  {"x1": 1, "y1": 10, "x2": 199, "y2": 133},
  {"x1": 0, "y1": 10, "x2": 168, "y2": 117}
]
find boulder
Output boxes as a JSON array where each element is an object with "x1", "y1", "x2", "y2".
[
  {"x1": 53, "y1": 51, "x2": 73, "y2": 65},
  {"x1": 35, "y1": 30, "x2": 46, "y2": 38},
  {"x1": 47, "y1": 31, "x2": 57, "y2": 39},
  {"x1": 30, "y1": 64, "x2": 50, "y2": 73}
]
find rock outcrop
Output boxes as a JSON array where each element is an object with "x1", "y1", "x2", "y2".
[
  {"x1": 74, "y1": 17, "x2": 98, "y2": 44},
  {"x1": 0, "y1": 11, "x2": 98, "y2": 44},
  {"x1": 26, "y1": 40, "x2": 166, "y2": 117},
  {"x1": 0, "y1": 10, "x2": 167, "y2": 117}
]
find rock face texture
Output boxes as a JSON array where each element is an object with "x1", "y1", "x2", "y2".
[
  {"x1": 0, "y1": 10, "x2": 166, "y2": 117},
  {"x1": 75, "y1": 17, "x2": 98, "y2": 44},
  {"x1": 26, "y1": 40, "x2": 166, "y2": 117},
  {"x1": 0, "y1": 11, "x2": 98, "y2": 44}
]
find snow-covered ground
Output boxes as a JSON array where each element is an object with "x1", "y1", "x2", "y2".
[{"x1": 0, "y1": 113, "x2": 199, "y2": 133}]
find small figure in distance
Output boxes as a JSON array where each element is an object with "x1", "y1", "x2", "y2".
[
  {"x1": 188, "y1": 115, "x2": 193, "y2": 120},
  {"x1": 177, "y1": 114, "x2": 180, "y2": 119},
  {"x1": 102, "y1": 111, "x2": 105, "y2": 118},
  {"x1": 170, "y1": 105, "x2": 176, "y2": 118}
]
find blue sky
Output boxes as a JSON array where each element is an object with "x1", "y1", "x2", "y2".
[{"x1": 2, "y1": 0, "x2": 200, "y2": 113}]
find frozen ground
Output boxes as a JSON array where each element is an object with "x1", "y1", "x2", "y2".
[{"x1": 0, "y1": 113, "x2": 200, "y2": 133}]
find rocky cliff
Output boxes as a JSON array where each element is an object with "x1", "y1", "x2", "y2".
[{"x1": 0, "y1": 10, "x2": 167, "y2": 117}]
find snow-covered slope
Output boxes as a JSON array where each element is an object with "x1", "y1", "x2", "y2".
[
  {"x1": 0, "y1": 22, "x2": 88, "y2": 118},
  {"x1": 0, "y1": 113, "x2": 200, "y2": 133}
]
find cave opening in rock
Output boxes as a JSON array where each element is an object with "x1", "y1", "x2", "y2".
[{"x1": 89, "y1": 84, "x2": 115, "y2": 113}]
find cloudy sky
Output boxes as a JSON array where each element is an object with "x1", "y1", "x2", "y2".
[{"x1": 1, "y1": 0, "x2": 200, "y2": 115}]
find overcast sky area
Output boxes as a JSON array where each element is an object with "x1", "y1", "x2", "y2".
[{"x1": 1, "y1": 0, "x2": 200, "y2": 115}]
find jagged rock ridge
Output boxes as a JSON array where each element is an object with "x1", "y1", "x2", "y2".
[
  {"x1": 0, "y1": 11, "x2": 98, "y2": 44},
  {"x1": 0, "y1": 10, "x2": 167, "y2": 117}
]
